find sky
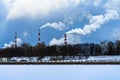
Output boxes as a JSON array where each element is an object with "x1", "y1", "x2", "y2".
[
  {"x1": 0, "y1": 0, "x2": 120, "y2": 48},
  {"x1": 0, "y1": 65, "x2": 120, "y2": 80}
]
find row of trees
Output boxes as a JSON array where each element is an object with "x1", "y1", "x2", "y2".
[{"x1": 0, "y1": 40, "x2": 120, "y2": 57}]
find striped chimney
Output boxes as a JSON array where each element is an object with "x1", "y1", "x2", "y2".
[
  {"x1": 38, "y1": 29, "x2": 40, "y2": 43},
  {"x1": 15, "y1": 32, "x2": 17, "y2": 48},
  {"x1": 64, "y1": 33, "x2": 67, "y2": 46}
]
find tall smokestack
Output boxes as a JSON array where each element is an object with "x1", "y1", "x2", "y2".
[
  {"x1": 38, "y1": 29, "x2": 40, "y2": 43},
  {"x1": 15, "y1": 32, "x2": 17, "y2": 48},
  {"x1": 64, "y1": 33, "x2": 67, "y2": 46}
]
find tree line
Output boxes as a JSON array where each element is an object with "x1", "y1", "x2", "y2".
[{"x1": 0, "y1": 40, "x2": 120, "y2": 57}]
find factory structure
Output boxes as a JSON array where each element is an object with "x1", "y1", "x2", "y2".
[
  {"x1": 1, "y1": 29, "x2": 120, "y2": 64},
  {"x1": 14, "y1": 29, "x2": 68, "y2": 47}
]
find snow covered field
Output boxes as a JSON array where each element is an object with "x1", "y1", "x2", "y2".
[
  {"x1": 5, "y1": 55, "x2": 120, "y2": 63},
  {"x1": 0, "y1": 65, "x2": 120, "y2": 80},
  {"x1": 87, "y1": 56, "x2": 120, "y2": 62}
]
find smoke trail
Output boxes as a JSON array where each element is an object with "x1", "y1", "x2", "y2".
[
  {"x1": 66, "y1": 9, "x2": 120, "y2": 35},
  {"x1": 49, "y1": 34, "x2": 81, "y2": 46},
  {"x1": 49, "y1": 9, "x2": 120, "y2": 45},
  {"x1": 3, "y1": 38, "x2": 23, "y2": 48},
  {"x1": 40, "y1": 22, "x2": 66, "y2": 30}
]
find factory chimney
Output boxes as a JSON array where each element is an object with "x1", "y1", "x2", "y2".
[
  {"x1": 15, "y1": 32, "x2": 17, "y2": 48},
  {"x1": 64, "y1": 33, "x2": 67, "y2": 46},
  {"x1": 38, "y1": 29, "x2": 40, "y2": 43}
]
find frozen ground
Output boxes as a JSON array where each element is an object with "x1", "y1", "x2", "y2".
[
  {"x1": 0, "y1": 65, "x2": 120, "y2": 80},
  {"x1": 87, "y1": 56, "x2": 120, "y2": 62},
  {"x1": 8, "y1": 56, "x2": 120, "y2": 62}
]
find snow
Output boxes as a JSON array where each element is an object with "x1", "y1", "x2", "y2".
[
  {"x1": 29, "y1": 57, "x2": 38, "y2": 62},
  {"x1": 0, "y1": 65, "x2": 120, "y2": 80},
  {"x1": 87, "y1": 56, "x2": 120, "y2": 62},
  {"x1": 3, "y1": 55, "x2": 120, "y2": 63},
  {"x1": 9, "y1": 57, "x2": 38, "y2": 62},
  {"x1": 42, "y1": 56, "x2": 51, "y2": 61}
]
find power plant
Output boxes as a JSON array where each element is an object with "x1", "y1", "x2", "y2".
[
  {"x1": 0, "y1": 29, "x2": 120, "y2": 65},
  {"x1": 14, "y1": 29, "x2": 67, "y2": 46}
]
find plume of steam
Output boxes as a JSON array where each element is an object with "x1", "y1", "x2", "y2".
[
  {"x1": 66, "y1": 9, "x2": 120, "y2": 35},
  {"x1": 49, "y1": 38, "x2": 64, "y2": 46},
  {"x1": 40, "y1": 22, "x2": 66, "y2": 30},
  {"x1": 49, "y1": 9, "x2": 120, "y2": 46},
  {"x1": 49, "y1": 34, "x2": 81, "y2": 46},
  {"x1": 3, "y1": 38, "x2": 23, "y2": 48}
]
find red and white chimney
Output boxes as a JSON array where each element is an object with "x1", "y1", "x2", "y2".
[
  {"x1": 38, "y1": 29, "x2": 40, "y2": 43},
  {"x1": 15, "y1": 32, "x2": 17, "y2": 48},
  {"x1": 64, "y1": 33, "x2": 67, "y2": 46}
]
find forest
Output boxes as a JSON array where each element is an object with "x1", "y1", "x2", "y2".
[{"x1": 0, "y1": 40, "x2": 120, "y2": 57}]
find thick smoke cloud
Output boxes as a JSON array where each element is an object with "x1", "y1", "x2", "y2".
[
  {"x1": 40, "y1": 17, "x2": 75, "y2": 30},
  {"x1": 49, "y1": 0, "x2": 120, "y2": 45},
  {"x1": 49, "y1": 38, "x2": 64, "y2": 46},
  {"x1": 2, "y1": 0, "x2": 120, "y2": 46},
  {"x1": 3, "y1": 38, "x2": 23, "y2": 48},
  {"x1": 40, "y1": 22, "x2": 66, "y2": 30},
  {"x1": 66, "y1": 9, "x2": 120, "y2": 35},
  {"x1": 49, "y1": 34, "x2": 81, "y2": 46}
]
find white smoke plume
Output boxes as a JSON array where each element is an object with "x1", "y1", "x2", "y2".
[
  {"x1": 49, "y1": 38, "x2": 64, "y2": 46},
  {"x1": 66, "y1": 9, "x2": 120, "y2": 35},
  {"x1": 40, "y1": 22, "x2": 66, "y2": 30},
  {"x1": 49, "y1": 9, "x2": 120, "y2": 45},
  {"x1": 3, "y1": 38, "x2": 23, "y2": 48},
  {"x1": 49, "y1": 34, "x2": 81, "y2": 46}
]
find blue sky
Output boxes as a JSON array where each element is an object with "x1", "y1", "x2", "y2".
[
  {"x1": 0, "y1": 65, "x2": 120, "y2": 80},
  {"x1": 0, "y1": 0, "x2": 120, "y2": 48}
]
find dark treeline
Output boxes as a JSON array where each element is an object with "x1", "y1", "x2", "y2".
[{"x1": 0, "y1": 40, "x2": 120, "y2": 57}]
